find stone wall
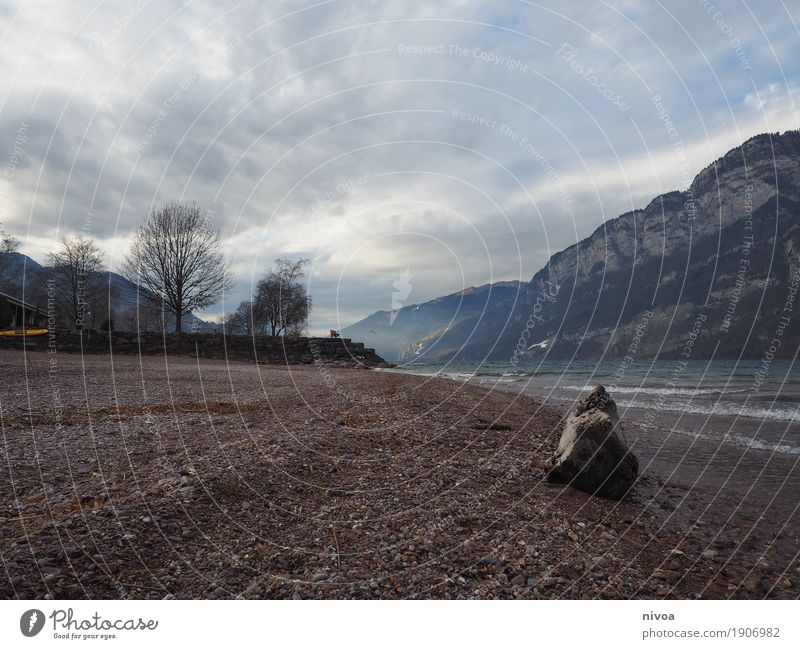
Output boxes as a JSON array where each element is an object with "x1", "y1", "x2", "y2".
[{"x1": 0, "y1": 330, "x2": 392, "y2": 368}]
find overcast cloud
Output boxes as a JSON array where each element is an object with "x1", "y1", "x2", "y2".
[{"x1": 1, "y1": 0, "x2": 798, "y2": 331}]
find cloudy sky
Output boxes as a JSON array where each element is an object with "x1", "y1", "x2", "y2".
[{"x1": 1, "y1": 0, "x2": 798, "y2": 332}]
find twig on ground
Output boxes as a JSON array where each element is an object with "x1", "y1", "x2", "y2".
[{"x1": 331, "y1": 526, "x2": 341, "y2": 572}]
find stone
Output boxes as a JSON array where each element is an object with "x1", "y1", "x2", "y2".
[{"x1": 545, "y1": 386, "x2": 638, "y2": 500}]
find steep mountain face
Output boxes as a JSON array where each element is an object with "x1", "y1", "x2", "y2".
[
  {"x1": 347, "y1": 130, "x2": 800, "y2": 362},
  {"x1": 0, "y1": 252, "x2": 216, "y2": 332}
]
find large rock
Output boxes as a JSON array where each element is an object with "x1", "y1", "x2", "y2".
[{"x1": 545, "y1": 386, "x2": 638, "y2": 500}]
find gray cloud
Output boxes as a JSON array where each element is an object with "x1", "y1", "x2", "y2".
[{"x1": 1, "y1": 0, "x2": 798, "y2": 330}]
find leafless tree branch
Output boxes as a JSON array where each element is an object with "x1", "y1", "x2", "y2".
[{"x1": 121, "y1": 201, "x2": 234, "y2": 333}]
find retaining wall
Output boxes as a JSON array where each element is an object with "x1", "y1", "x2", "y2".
[{"x1": 0, "y1": 331, "x2": 391, "y2": 368}]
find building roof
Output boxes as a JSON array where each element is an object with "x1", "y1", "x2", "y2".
[{"x1": 0, "y1": 289, "x2": 44, "y2": 312}]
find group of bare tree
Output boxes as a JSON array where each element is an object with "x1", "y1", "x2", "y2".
[
  {"x1": 224, "y1": 258, "x2": 311, "y2": 337},
  {"x1": 2, "y1": 203, "x2": 312, "y2": 335}
]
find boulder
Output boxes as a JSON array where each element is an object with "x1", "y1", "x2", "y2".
[{"x1": 545, "y1": 386, "x2": 638, "y2": 500}]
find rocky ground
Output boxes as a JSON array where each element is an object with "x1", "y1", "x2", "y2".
[{"x1": 0, "y1": 350, "x2": 796, "y2": 599}]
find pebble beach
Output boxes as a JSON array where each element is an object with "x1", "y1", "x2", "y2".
[{"x1": 1, "y1": 350, "x2": 797, "y2": 599}]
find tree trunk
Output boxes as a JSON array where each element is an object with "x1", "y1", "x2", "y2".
[{"x1": 175, "y1": 311, "x2": 182, "y2": 334}]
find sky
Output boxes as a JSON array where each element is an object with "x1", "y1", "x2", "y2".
[{"x1": 1, "y1": 0, "x2": 799, "y2": 332}]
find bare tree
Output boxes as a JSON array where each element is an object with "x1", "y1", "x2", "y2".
[
  {"x1": 0, "y1": 222, "x2": 20, "y2": 278},
  {"x1": 223, "y1": 311, "x2": 238, "y2": 335},
  {"x1": 224, "y1": 300, "x2": 258, "y2": 335},
  {"x1": 119, "y1": 301, "x2": 166, "y2": 334},
  {"x1": 253, "y1": 258, "x2": 311, "y2": 336},
  {"x1": 44, "y1": 236, "x2": 104, "y2": 330},
  {"x1": 98, "y1": 282, "x2": 121, "y2": 330},
  {"x1": 139, "y1": 294, "x2": 169, "y2": 333},
  {"x1": 121, "y1": 201, "x2": 234, "y2": 333}
]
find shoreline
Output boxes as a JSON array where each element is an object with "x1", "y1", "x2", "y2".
[
  {"x1": 439, "y1": 370, "x2": 800, "y2": 599},
  {"x1": 1, "y1": 350, "x2": 797, "y2": 599}
]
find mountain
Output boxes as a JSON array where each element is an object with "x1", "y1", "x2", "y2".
[
  {"x1": 342, "y1": 281, "x2": 521, "y2": 362},
  {"x1": 0, "y1": 252, "x2": 217, "y2": 332},
  {"x1": 346, "y1": 130, "x2": 800, "y2": 362}
]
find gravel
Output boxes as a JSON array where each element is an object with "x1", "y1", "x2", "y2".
[{"x1": 0, "y1": 350, "x2": 795, "y2": 600}]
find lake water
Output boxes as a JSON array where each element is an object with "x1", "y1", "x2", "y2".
[{"x1": 393, "y1": 359, "x2": 800, "y2": 455}]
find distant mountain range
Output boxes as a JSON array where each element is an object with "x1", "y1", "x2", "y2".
[
  {"x1": 0, "y1": 252, "x2": 217, "y2": 332},
  {"x1": 343, "y1": 281, "x2": 522, "y2": 362},
  {"x1": 345, "y1": 130, "x2": 800, "y2": 363}
]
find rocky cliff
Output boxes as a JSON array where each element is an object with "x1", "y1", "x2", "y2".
[{"x1": 347, "y1": 130, "x2": 800, "y2": 362}]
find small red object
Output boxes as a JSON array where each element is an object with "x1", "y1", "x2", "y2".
[{"x1": 330, "y1": 329, "x2": 340, "y2": 338}]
